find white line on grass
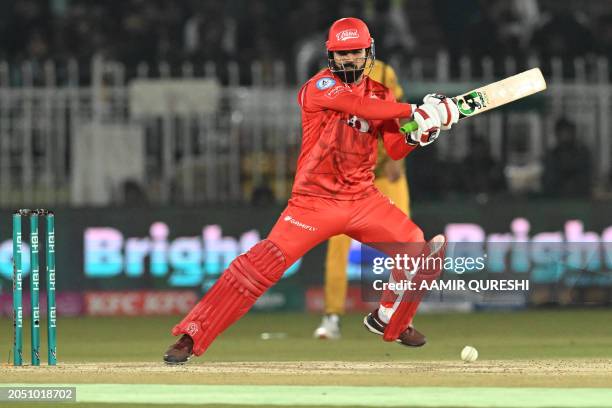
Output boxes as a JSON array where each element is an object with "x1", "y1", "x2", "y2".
[{"x1": 7, "y1": 384, "x2": 612, "y2": 407}]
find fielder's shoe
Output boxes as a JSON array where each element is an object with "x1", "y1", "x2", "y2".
[
  {"x1": 313, "y1": 314, "x2": 341, "y2": 339},
  {"x1": 363, "y1": 309, "x2": 426, "y2": 347},
  {"x1": 163, "y1": 334, "x2": 194, "y2": 364}
]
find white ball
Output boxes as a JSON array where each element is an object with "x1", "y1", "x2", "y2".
[{"x1": 461, "y1": 346, "x2": 478, "y2": 362}]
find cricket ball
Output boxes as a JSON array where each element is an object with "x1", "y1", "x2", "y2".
[{"x1": 461, "y1": 345, "x2": 478, "y2": 362}]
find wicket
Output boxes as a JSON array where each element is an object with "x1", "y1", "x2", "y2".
[{"x1": 12, "y1": 209, "x2": 57, "y2": 366}]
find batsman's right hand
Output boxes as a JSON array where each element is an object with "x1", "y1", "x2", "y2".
[
  {"x1": 423, "y1": 93, "x2": 460, "y2": 130},
  {"x1": 405, "y1": 103, "x2": 441, "y2": 146}
]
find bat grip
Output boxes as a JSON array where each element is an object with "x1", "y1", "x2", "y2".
[{"x1": 400, "y1": 120, "x2": 419, "y2": 134}]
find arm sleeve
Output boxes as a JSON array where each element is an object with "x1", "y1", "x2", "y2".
[
  {"x1": 381, "y1": 119, "x2": 417, "y2": 160},
  {"x1": 379, "y1": 87, "x2": 416, "y2": 160},
  {"x1": 302, "y1": 81, "x2": 413, "y2": 120}
]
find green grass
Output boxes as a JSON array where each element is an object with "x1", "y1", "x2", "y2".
[
  {"x1": 1, "y1": 309, "x2": 612, "y2": 363},
  {"x1": 3, "y1": 405, "x2": 395, "y2": 408},
  {"x1": 1, "y1": 310, "x2": 611, "y2": 407}
]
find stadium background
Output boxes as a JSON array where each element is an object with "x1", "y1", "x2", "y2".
[
  {"x1": 0, "y1": 1, "x2": 611, "y2": 407},
  {"x1": 1, "y1": 0, "x2": 610, "y2": 315}
]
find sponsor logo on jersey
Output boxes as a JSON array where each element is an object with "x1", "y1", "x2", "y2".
[
  {"x1": 316, "y1": 77, "x2": 336, "y2": 90},
  {"x1": 346, "y1": 115, "x2": 370, "y2": 133},
  {"x1": 283, "y1": 215, "x2": 317, "y2": 232},
  {"x1": 326, "y1": 84, "x2": 349, "y2": 99},
  {"x1": 336, "y1": 29, "x2": 359, "y2": 42}
]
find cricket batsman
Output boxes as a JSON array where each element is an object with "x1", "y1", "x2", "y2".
[
  {"x1": 314, "y1": 59, "x2": 410, "y2": 340},
  {"x1": 164, "y1": 17, "x2": 458, "y2": 364}
]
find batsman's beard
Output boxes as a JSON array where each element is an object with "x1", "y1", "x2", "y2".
[
  {"x1": 332, "y1": 62, "x2": 365, "y2": 83},
  {"x1": 328, "y1": 54, "x2": 374, "y2": 84}
]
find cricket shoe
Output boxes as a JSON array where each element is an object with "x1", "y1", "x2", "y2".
[
  {"x1": 363, "y1": 309, "x2": 426, "y2": 347},
  {"x1": 313, "y1": 314, "x2": 341, "y2": 339},
  {"x1": 163, "y1": 334, "x2": 194, "y2": 364}
]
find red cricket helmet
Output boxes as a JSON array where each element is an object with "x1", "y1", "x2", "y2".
[{"x1": 326, "y1": 17, "x2": 373, "y2": 51}]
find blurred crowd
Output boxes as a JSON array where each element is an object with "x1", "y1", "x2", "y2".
[
  {"x1": 406, "y1": 117, "x2": 594, "y2": 204},
  {"x1": 0, "y1": 0, "x2": 609, "y2": 204},
  {"x1": 1, "y1": 0, "x2": 611, "y2": 84}
]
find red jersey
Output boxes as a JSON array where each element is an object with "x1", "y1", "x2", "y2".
[{"x1": 293, "y1": 69, "x2": 417, "y2": 200}]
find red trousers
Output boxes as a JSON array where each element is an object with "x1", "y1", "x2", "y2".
[
  {"x1": 268, "y1": 191, "x2": 424, "y2": 267},
  {"x1": 172, "y1": 190, "x2": 425, "y2": 355}
]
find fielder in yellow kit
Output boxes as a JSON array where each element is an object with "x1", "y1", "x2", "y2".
[{"x1": 314, "y1": 60, "x2": 411, "y2": 339}]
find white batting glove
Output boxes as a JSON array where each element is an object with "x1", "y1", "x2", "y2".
[
  {"x1": 423, "y1": 93, "x2": 459, "y2": 130},
  {"x1": 406, "y1": 103, "x2": 441, "y2": 146}
]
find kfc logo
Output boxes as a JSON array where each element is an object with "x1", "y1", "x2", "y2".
[{"x1": 336, "y1": 29, "x2": 359, "y2": 42}]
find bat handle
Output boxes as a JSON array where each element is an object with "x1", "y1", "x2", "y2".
[{"x1": 400, "y1": 120, "x2": 418, "y2": 134}]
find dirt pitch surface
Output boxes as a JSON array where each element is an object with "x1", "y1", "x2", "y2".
[{"x1": 3, "y1": 359, "x2": 612, "y2": 387}]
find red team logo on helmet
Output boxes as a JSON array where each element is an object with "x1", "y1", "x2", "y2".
[{"x1": 336, "y1": 29, "x2": 359, "y2": 42}]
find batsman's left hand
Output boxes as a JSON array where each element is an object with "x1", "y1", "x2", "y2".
[
  {"x1": 423, "y1": 94, "x2": 459, "y2": 130},
  {"x1": 406, "y1": 103, "x2": 441, "y2": 147}
]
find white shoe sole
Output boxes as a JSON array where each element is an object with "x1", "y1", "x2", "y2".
[
  {"x1": 364, "y1": 315, "x2": 408, "y2": 344},
  {"x1": 363, "y1": 315, "x2": 384, "y2": 336}
]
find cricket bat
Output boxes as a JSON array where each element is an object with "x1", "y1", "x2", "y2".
[{"x1": 400, "y1": 67, "x2": 547, "y2": 133}]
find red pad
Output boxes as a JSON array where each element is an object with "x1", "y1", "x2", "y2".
[
  {"x1": 172, "y1": 239, "x2": 286, "y2": 355},
  {"x1": 383, "y1": 235, "x2": 446, "y2": 341}
]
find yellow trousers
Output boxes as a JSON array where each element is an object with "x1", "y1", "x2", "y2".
[{"x1": 324, "y1": 175, "x2": 410, "y2": 314}]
